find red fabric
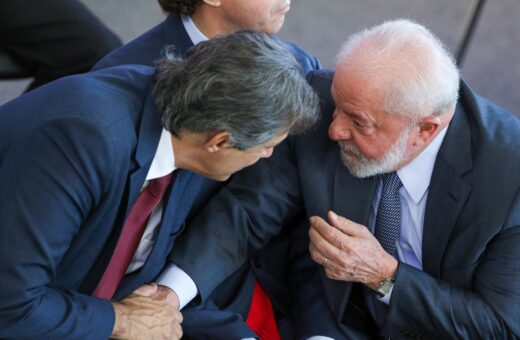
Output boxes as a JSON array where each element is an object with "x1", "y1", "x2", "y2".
[
  {"x1": 92, "y1": 173, "x2": 173, "y2": 300},
  {"x1": 246, "y1": 280, "x2": 281, "y2": 340}
]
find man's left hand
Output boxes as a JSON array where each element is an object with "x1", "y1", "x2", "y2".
[{"x1": 309, "y1": 211, "x2": 398, "y2": 290}]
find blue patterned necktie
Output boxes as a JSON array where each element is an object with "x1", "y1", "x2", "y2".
[{"x1": 374, "y1": 172, "x2": 402, "y2": 259}]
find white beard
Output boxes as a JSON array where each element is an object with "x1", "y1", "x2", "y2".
[{"x1": 339, "y1": 128, "x2": 410, "y2": 178}]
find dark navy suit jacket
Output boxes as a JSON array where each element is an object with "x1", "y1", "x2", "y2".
[
  {"x1": 93, "y1": 14, "x2": 321, "y2": 338},
  {"x1": 0, "y1": 65, "x2": 219, "y2": 339},
  {"x1": 93, "y1": 14, "x2": 321, "y2": 75},
  {"x1": 171, "y1": 70, "x2": 520, "y2": 339}
]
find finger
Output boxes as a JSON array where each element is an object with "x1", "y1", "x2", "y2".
[
  {"x1": 174, "y1": 310, "x2": 183, "y2": 324},
  {"x1": 173, "y1": 322, "x2": 183, "y2": 340},
  {"x1": 152, "y1": 284, "x2": 178, "y2": 306},
  {"x1": 308, "y1": 239, "x2": 327, "y2": 266},
  {"x1": 310, "y1": 215, "x2": 353, "y2": 253},
  {"x1": 133, "y1": 283, "x2": 158, "y2": 297},
  {"x1": 309, "y1": 215, "x2": 338, "y2": 245},
  {"x1": 328, "y1": 211, "x2": 368, "y2": 237},
  {"x1": 309, "y1": 225, "x2": 346, "y2": 267}
]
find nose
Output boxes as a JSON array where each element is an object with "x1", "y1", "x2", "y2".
[{"x1": 328, "y1": 110, "x2": 352, "y2": 141}]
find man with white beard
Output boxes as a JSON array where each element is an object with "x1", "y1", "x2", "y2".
[{"x1": 169, "y1": 19, "x2": 520, "y2": 338}]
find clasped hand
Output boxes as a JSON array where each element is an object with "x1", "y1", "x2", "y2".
[{"x1": 111, "y1": 283, "x2": 183, "y2": 339}]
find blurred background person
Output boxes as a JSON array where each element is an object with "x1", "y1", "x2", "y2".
[{"x1": 0, "y1": 0, "x2": 121, "y2": 91}]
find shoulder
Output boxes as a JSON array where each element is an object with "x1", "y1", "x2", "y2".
[
  {"x1": 93, "y1": 16, "x2": 174, "y2": 70},
  {"x1": 461, "y1": 80, "x2": 520, "y2": 155},
  {"x1": 306, "y1": 69, "x2": 335, "y2": 117},
  {"x1": 272, "y1": 36, "x2": 321, "y2": 74},
  {"x1": 4, "y1": 65, "x2": 154, "y2": 131}
]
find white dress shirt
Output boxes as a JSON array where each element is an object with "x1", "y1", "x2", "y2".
[{"x1": 125, "y1": 128, "x2": 175, "y2": 274}]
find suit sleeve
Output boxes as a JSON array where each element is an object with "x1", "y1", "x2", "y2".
[
  {"x1": 0, "y1": 117, "x2": 116, "y2": 338},
  {"x1": 170, "y1": 137, "x2": 304, "y2": 301},
  {"x1": 385, "y1": 188, "x2": 520, "y2": 338}
]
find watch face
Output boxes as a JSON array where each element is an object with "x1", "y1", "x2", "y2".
[{"x1": 377, "y1": 278, "x2": 394, "y2": 297}]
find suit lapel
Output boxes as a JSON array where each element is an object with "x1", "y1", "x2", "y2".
[
  {"x1": 323, "y1": 152, "x2": 378, "y2": 322},
  {"x1": 122, "y1": 91, "x2": 163, "y2": 218},
  {"x1": 82, "y1": 89, "x2": 163, "y2": 295},
  {"x1": 422, "y1": 103, "x2": 473, "y2": 277}
]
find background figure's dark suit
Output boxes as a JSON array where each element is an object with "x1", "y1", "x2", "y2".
[
  {"x1": 0, "y1": 0, "x2": 121, "y2": 90},
  {"x1": 171, "y1": 70, "x2": 520, "y2": 339},
  {"x1": 92, "y1": 13, "x2": 321, "y2": 338},
  {"x1": 92, "y1": 14, "x2": 321, "y2": 74},
  {"x1": 0, "y1": 65, "x2": 219, "y2": 339}
]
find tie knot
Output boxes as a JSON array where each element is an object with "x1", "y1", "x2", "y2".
[
  {"x1": 381, "y1": 172, "x2": 402, "y2": 194},
  {"x1": 147, "y1": 172, "x2": 174, "y2": 196}
]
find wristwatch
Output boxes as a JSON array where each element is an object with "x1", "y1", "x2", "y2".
[{"x1": 376, "y1": 276, "x2": 395, "y2": 297}]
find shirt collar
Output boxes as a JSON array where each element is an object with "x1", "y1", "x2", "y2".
[
  {"x1": 146, "y1": 128, "x2": 176, "y2": 180},
  {"x1": 181, "y1": 15, "x2": 208, "y2": 45},
  {"x1": 397, "y1": 125, "x2": 449, "y2": 204}
]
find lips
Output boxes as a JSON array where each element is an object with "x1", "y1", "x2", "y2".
[{"x1": 342, "y1": 150, "x2": 359, "y2": 159}]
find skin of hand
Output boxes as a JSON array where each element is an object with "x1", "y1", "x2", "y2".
[
  {"x1": 111, "y1": 283, "x2": 183, "y2": 339},
  {"x1": 308, "y1": 211, "x2": 398, "y2": 290}
]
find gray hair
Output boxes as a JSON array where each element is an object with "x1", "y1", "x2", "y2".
[
  {"x1": 336, "y1": 19, "x2": 460, "y2": 119},
  {"x1": 153, "y1": 30, "x2": 319, "y2": 150}
]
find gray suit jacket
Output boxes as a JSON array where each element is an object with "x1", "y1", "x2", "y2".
[{"x1": 172, "y1": 70, "x2": 520, "y2": 339}]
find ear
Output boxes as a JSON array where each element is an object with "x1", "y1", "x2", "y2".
[
  {"x1": 204, "y1": 131, "x2": 233, "y2": 153},
  {"x1": 201, "y1": 0, "x2": 221, "y2": 7},
  {"x1": 412, "y1": 115, "x2": 441, "y2": 147}
]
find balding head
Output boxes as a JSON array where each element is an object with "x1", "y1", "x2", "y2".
[{"x1": 335, "y1": 19, "x2": 459, "y2": 121}]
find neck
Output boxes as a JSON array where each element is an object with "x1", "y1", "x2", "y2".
[
  {"x1": 191, "y1": 5, "x2": 235, "y2": 38},
  {"x1": 171, "y1": 131, "x2": 202, "y2": 170}
]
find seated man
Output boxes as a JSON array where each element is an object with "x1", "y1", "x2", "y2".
[
  {"x1": 169, "y1": 20, "x2": 520, "y2": 338},
  {"x1": 94, "y1": 1, "x2": 321, "y2": 336},
  {"x1": 0, "y1": 31, "x2": 319, "y2": 339}
]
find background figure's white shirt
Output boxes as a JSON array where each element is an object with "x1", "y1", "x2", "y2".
[{"x1": 181, "y1": 15, "x2": 208, "y2": 45}]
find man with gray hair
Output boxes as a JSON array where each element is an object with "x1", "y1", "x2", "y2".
[
  {"x1": 93, "y1": 1, "x2": 320, "y2": 336},
  {"x1": 169, "y1": 19, "x2": 520, "y2": 338},
  {"x1": 0, "y1": 30, "x2": 318, "y2": 339}
]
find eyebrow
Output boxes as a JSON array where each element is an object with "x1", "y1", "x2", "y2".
[{"x1": 331, "y1": 85, "x2": 375, "y2": 126}]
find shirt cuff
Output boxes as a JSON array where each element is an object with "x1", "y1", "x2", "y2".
[
  {"x1": 156, "y1": 263, "x2": 198, "y2": 309},
  {"x1": 376, "y1": 285, "x2": 394, "y2": 305}
]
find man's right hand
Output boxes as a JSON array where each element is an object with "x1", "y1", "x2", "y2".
[{"x1": 111, "y1": 283, "x2": 183, "y2": 339}]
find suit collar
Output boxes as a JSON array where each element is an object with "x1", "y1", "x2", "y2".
[
  {"x1": 164, "y1": 14, "x2": 195, "y2": 56},
  {"x1": 122, "y1": 89, "x2": 164, "y2": 225},
  {"x1": 422, "y1": 102, "x2": 473, "y2": 276}
]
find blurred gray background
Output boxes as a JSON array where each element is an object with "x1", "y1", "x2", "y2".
[{"x1": 1, "y1": 0, "x2": 519, "y2": 115}]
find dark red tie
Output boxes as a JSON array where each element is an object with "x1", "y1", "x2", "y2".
[
  {"x1": 246, "y1": 280, "x2": 281, "y2": 340},
  {"x1": 92, "y1": 172, "x2": 174, "y2": 300}
]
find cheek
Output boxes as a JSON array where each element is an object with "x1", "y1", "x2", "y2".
[{"x1": 352, "y1": 137, "x2": 386, "y2": 159}]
